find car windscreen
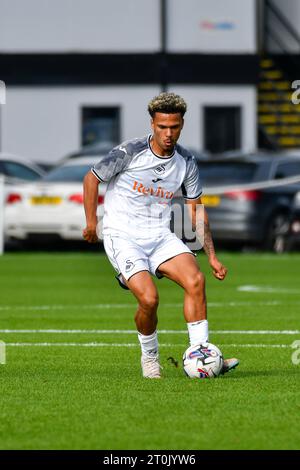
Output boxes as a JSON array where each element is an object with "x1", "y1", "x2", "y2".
[
  {"x1": 198, "y1": 162, "x2": 258, "y2": 185},
  {"x1": 2, "y1": 161, "x2": 42, "y2": 181},
  {"x1": 41, "y1": 164, "x2": 92, "y2": 182}
]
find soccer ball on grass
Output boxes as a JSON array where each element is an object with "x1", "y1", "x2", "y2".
[{"x1": 183, "y1": 343, "x2": 224, "y2": 379}]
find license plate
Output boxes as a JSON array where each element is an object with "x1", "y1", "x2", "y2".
[
  {"x1": 30, "y1": 196, "x2": 62, "y2": 205},
  {"x1": 201, "y1": 195, "x2": 220, "y2": 207}
]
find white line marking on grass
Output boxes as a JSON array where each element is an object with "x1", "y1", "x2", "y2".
[
  {"x1": 238, "y1": 285, "x2": 300, "y2": 294},
  {"x1": 208, "y1": 301, "x2": 281, "y2": 306},
  {"x1": 0, "y1": 304, "x2": 138, "y2": 311},
  {"x1": 0, "y1": 300, "x2": 288, "y2": 312},
  {"x1": 6, "y1": 342, "x2": 140, "y2": 347},
  {"x1": 1, "y1": 329, "x2": 299, "y2": 334},
  {"x1": 213, "y1": 330, "x2": 300, "y2": 335},
  {"x1": 222, "y1": 344, "x2": 291, "y2": 348},
  {"x1": 3, "y1": 328, "x2": 137, "y2": 334},
  {"x1": 5, "y1": 342, "x2": 292, "y2": 348}
]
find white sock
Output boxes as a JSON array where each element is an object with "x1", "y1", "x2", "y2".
[
  {"x1": 187, "y1": 320, "x2": 209, "y2": 346},
  {"x1": 138, "y1": 330, "x2": 159, "y2": 358}
]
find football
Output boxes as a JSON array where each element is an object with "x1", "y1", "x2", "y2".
[{"x1": 183, "y1": 343, "x2": 224, "y2": 378}]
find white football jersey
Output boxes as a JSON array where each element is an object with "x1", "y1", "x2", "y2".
[{"x1": 91, "y1": 135, "x2": 202, "y2": 238}]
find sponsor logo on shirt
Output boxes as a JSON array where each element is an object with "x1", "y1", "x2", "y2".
[{"x1": 132, "y1": 180, "x2": 174, "y2": 199}]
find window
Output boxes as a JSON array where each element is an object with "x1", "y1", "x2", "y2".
[
  {"x1": 81, "y1": 107, "x2": 120, "y2": 147},
  {"x1": 203, "y1": 106, "x2": 241, "y2": 154},
  {"x1": 275, "y1": 162, "x2": 300, "y2": 179},
  {"x1": 42, "y1": 164, "x2": 92, "y2": 182},
  {"x1": 198, "y1": 162, "x2": 257, "y2": 185},
  {"x1": 2, "y1": 161, "x2": 41, "y2": 181}
]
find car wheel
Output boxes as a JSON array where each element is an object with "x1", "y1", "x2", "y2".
[{"x1": 265, "y1": 213, "x2": 291, "y2": 253}]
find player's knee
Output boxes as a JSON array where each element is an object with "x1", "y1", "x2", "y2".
[
  {"x1": 139, "y1": 292, "x2": 159, "y2": 311},
  {"x1": 185, "y1": 271, "x2": 205, "y2": 295}
]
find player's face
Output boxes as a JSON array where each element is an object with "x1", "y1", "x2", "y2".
[{"x1": 151, "y1": 112, "x2": 184, "y2": 156}]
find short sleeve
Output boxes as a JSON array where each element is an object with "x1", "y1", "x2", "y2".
[
  {"x1": 91, "y1": 146, "x2": 132, "y2": 182},
  {"x1": 181, "y1": 156, "x2": 202, "y2": 200}
]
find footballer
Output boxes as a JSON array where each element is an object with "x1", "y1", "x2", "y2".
[{"x1": 83, "y1": 92, "x2": 239, "y2": 378}]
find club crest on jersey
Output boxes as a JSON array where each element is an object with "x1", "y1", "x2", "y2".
[{"x1": 154, "y1": 164, "x2": 166, "y2": 175}]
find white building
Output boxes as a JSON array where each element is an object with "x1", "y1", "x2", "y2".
[{"x1": 0, "y1": 0, "x2": 258, "y2": 163}]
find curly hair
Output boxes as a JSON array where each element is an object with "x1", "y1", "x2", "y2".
[{"x1": 148, "y1": 92, "x2": 187, "y2": 117}]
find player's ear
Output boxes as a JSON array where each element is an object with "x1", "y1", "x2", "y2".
[
  {"x1": 181, "y1": 117, "x2": 184, "y2": 129},
  {"x1": 150, "y1": 117, "x2": 154, "y2": 131}
]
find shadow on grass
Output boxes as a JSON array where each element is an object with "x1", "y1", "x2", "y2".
[
  {"x1": 163, "y1": 363, "x2": 300, "y2": 380},
  {"x1": 220, "y1": 368, "x2": 300, "y2": 379}
]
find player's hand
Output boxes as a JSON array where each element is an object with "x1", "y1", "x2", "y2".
[
  {"x1": 83, "y1": 226, "x2": 99, "y2": 243},
  {"x1": 209, "y1": 256, "x2": 227, "y2": 281}
]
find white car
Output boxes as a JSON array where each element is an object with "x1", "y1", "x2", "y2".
[{"x1": 5, "y1": 157, "x2": 106, "y2": 241}]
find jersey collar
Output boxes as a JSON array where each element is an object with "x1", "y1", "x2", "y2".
[{"x1": 148, "y1": 135, "x2": 176, "y2": 160}]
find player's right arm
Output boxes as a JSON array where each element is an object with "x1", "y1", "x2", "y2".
[
  {"x1": 83, "y1": 171, "x2": 100, "y2": 243},
  {"x1": 83, "y1": 142, "x2": 133, "y2": 242}
]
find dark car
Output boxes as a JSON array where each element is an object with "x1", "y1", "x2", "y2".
[
  {"x1": 172, "y1": 153, "x2": 300, "y2": 253},
  {"x1": 289, "y1": 191, "x2": 300, "y2": 250}
]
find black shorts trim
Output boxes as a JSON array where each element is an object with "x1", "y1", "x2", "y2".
[{"x1": 115, "y1": 274, "x2": 130, "y2": 290}]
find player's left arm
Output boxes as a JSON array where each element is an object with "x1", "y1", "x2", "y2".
[{"x1": 185, "y1": 197, "x2": 228, "y2": 281}]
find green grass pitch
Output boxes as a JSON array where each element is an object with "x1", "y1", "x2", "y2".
[{"x1": 0, "y1": 251, "x2": 299, "y2": 450}]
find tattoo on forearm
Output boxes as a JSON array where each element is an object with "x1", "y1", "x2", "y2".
[
  {"x1": 194, "y1": 207, "x2": 216, "y2": 257},
  {"x1": 203, "y1": 221, "x2": 216, "y2": 258}
]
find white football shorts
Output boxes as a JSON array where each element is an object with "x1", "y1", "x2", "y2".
[{"x1": 103, "y1": 230, "x2": 194, "y2": 285}]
